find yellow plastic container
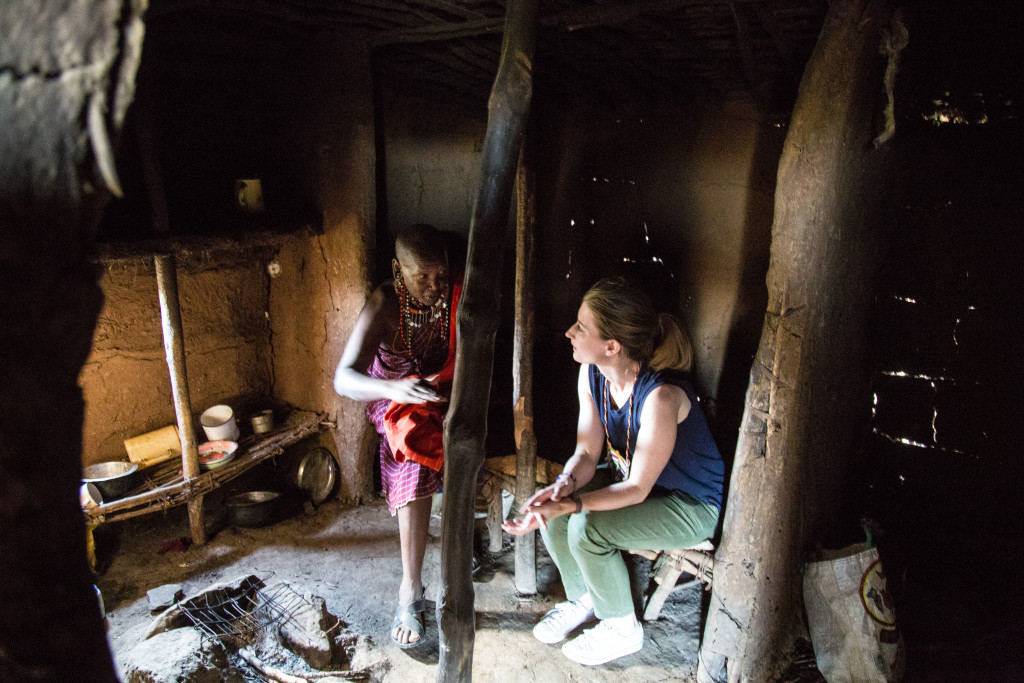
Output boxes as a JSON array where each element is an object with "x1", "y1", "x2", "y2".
[{"x1": 123, "y1": 425, "x2": 181, "y2": 468}]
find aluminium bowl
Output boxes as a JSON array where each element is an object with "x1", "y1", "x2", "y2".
[{"x1": 82, "y1": 461, "x2": 140, "y2": 501}]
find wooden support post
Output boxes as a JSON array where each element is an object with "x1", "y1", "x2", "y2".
[
  {"x1": 154, "y1": 254, "x2": 205, "y2": 545},
  {"x1": 437, "y1": 1, "x2": 538, "y2": 680},
  {"x1": 512, "y1": 143, "x2": 538, "y2": 595},
  {"x1": 698, "y1": 1, "x2": 892, "y2": 679}
]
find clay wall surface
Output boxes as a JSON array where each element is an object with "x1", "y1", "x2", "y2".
[
  {"x1": 382, "y1": 92, "x2": 487, "y2": 246},
  {"x1": 267, "y1": 34, "x2": 378, "y2": 505},
  {"x1": 80, "y1": 28, "x2": 380, "y2": 504},
  {"x1": 81, "y1": 254, "x2": 272, "y2": 466}
]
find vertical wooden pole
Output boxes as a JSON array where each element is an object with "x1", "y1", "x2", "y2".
[
  {"x1": 512, "y1": 143, "x2": 538, "y2": 595},
  {"x1": 698, "y1": 1, "x2": 892, "y2": 679},
  {"x1": 154, "y1": 254, "x2": 205, "y2": 545},
  {"x1": 437, "y1": 1, "x2": 538, "y2": 680}
]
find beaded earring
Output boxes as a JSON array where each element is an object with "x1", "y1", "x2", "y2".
[{"x1": 392, "y1": 260, "x2": 406, "y2": 293}]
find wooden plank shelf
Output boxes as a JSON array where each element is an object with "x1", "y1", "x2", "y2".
[{"x1": 84, "y1": 409, "x2": 327, "y2": 526}]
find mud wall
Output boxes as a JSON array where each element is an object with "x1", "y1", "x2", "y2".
[
  {"x1": 382, "y1": 92, "x2": 487, "y2": 244},
  {"x1": 532, "y1": 98, "x2": 783, "y2": 456},
  {"x1": 267, "y1": 34, "x2": 378, "y2": 505},
  {"x1": 81, "y1": 253, "x2": 273, "y2": 466},
  {"x1": 80, "y1": 27, "x2": 380, "y2": 505}
]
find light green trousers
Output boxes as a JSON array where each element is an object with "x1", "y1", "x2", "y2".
[{"x1": 540, "y1": 470, "x2": 719, "y2": 619}]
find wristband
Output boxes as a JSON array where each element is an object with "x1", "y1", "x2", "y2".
[
  {"x1": 570, "y1": 492, "x2": 582, "y2": 514},
  {"x1": 555, "y1": 472, "x2": 577, "y2": 491}
]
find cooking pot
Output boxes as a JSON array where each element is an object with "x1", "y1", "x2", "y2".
[
  {"x1": 224, "y1": 490, "x2": 281, "y2": 528},
  {"x1": 82, "y1": 461, "x2": 140, "y2": 501}
]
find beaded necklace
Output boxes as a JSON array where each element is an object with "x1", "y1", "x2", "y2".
[
  {"x1": 601, "y1": 374, "x2": 635, "y2": 480},
  {"x1": 395, "y1": 283, "x2": 449, "y2": 373}
]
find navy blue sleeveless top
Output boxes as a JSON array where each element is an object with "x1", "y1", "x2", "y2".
[{"x1": 588, "y1": 364, "x2": 724, "y2": 511}]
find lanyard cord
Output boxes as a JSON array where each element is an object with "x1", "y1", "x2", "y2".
[{"x1": 602, "y1": 376, "x2": 634, "y2": 465}]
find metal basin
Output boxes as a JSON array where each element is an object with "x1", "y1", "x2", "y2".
[
  {"x1": 82, "y1": 461, "x2": 140, "y2": 501},
  {"x1": 224, "y1": 490, "x2": 282, "y2": 528}
]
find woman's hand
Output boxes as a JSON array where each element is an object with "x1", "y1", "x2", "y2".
[
  {"x1": 387, "y1": 376, "x2": 443, "y2": 404},
  {"x1": 502, "y1": 496, "x2": 573, "y2": 535},
  {"x1": 502, "y1": 482, "x2": 577, "y2": 536}
]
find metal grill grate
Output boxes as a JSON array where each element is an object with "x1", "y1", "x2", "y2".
[{"x1": 178, "y1": 573, "x2": 310, "y2": 644}]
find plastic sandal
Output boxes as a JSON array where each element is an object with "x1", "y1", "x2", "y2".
[{"x1": 391, "y1": 596, "x2": 427, "y2": 649}]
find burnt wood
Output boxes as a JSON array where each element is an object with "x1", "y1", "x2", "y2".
[{"x1": 436, "y1": 0, "x2": 539, "y2": 680}]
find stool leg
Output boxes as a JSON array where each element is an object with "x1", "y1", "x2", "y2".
[
  {"x1": 643, "y1": 556, "x2": 684, "y2": 621},
  {"x1": 486, "y1": 484, "x2": 504, "y2": 553}
]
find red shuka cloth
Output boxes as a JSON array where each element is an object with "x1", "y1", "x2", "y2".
[{"x1": 382, "y1": 279, "x2": 461, "y2": 472}]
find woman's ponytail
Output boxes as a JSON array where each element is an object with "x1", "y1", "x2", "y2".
[
  {"x1": 650, "y1": 312, "x2": 692, "y2": 372},
  {"x1": 584, "y1": 277, "x2": 694, "y2": 372}
]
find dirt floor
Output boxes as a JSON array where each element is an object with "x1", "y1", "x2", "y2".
[{"x1": 95, "y1": 488, "x2": 710, "y2": 683}]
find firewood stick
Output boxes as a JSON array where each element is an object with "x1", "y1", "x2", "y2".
[
  {"x1": 238, "y1": 648, "x2": 307, "y2": 683},
  {"x1": 237, "y1": 647, "x2": 369, "y2": 682}
]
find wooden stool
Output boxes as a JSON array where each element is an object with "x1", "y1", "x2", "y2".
[{"x1": 630, "y1": 540, "x2": 715, "y2": 621}]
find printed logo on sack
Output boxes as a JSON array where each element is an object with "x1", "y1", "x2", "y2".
[{"x1": 860, "y1": 559, "x2": 897, "y2": 626}]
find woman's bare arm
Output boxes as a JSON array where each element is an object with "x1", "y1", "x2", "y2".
[{"x1": 332, "y1": 287, "x2": 441, "y2": 404}]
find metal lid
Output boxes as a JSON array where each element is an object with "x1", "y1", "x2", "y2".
[{"x1": 296, "y1": 447, "x2": 338, "y2": 505}]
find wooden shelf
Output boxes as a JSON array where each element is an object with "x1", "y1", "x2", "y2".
[{"x1": 84, "y1": 409, "x2": 326, "y2": 526}]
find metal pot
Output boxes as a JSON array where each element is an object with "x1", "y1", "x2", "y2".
[
  {"x1": 82, "y1": 461, "x2": 140, "y2": 501},
  {"x1": 224, "y1": 491, "x2": 281, "y2": 528}
]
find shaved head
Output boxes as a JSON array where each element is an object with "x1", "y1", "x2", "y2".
[{"x1": 395, "y1": 223, "x2": 446, "y2": 266}]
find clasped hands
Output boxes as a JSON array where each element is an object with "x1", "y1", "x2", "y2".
[{"x1": 502, "y1": 472, "x2": 577, "y2": 536}]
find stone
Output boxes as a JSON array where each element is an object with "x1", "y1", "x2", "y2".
[
  {"x1": 121, "y1": 627, "x2": 226, "y2": 683},
  {"x1": 147, "y1": 583, "x2": 183, "y2": 613},
  {"x1": 278, "y1": 594, "x2": 334, "y2": 670}
]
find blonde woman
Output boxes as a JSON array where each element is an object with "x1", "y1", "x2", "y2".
[{"x1": 504, "y1": 277, "x2": 724, "y2": 666}]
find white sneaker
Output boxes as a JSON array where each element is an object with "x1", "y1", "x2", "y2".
[
  {"x1": 532, "y1": 600, "x2": 594, "y2": 644},
  {"x1": 561, "y1": 617, "x2": 644, "y2": 666}
]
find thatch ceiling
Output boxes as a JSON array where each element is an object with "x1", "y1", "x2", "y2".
[{"x1": 145, "y1": 0, "x2": 829, "y2": 113}]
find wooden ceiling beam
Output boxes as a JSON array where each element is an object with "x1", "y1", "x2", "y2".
[
  {"x1": 401, "y1": 0, "x2": 494, "y2": 21},
  {"x1": 549, "y1": 0, "x2": 769, "y2": 32},
  {"x1": 633, "y1": 16, "x2": 742, "y2": 99}
]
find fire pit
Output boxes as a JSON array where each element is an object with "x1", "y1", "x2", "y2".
[{"x1": 126, "y1": 574, "x2": 369, "y2": 683}]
